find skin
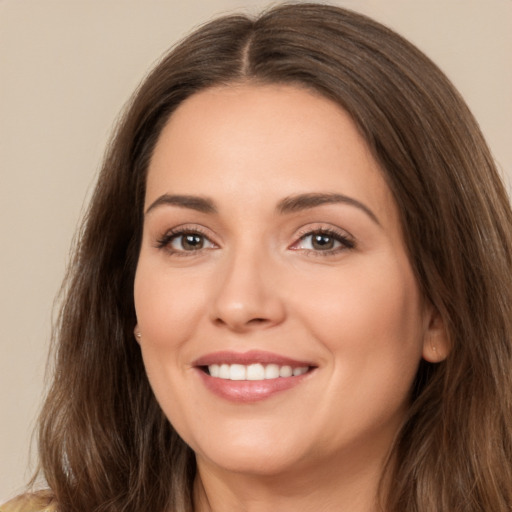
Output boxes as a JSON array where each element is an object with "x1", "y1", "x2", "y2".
[{"x1": 133, "y1": 83, "x2": 447, "y2": 512}]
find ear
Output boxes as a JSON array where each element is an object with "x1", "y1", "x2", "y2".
[
  {"x1": 134, "y1": 324, "x2": 142, "y2": 344},
  {"x1": 422, "y1": 307, "x2": 450, "y2": 363}
]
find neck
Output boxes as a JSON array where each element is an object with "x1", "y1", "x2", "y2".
[{"x1": 193, "y1": 444, "x2": 392, "y2": 512}]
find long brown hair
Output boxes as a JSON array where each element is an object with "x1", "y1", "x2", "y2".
[{"x1": 36, "y1": 3, "x2": 512, "y2": 511}]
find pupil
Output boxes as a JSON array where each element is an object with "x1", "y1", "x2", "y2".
[
  {"x1": 312, "y1": 234, "x2": 334, "y2": 250},
  {"x1": 183, "y1": 234, "x2": 203, "y2": 250}
]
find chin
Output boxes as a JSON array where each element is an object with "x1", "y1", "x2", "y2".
[
  {"x1": 190, "y1": 429, "x2": 312, "y2": 477},
  {"x1": 197, "y1": 449, "x2": 306, "y2": 478}
]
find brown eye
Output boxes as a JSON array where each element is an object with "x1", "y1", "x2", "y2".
[
  {"x1": 311, "y1": 233, "x2": 335, "y2": 250},
  {"x1": 170, "y1": 233, "x2": 210, "y2": 251},
  {"x1": 156, "y1": 228, "x2": 217, "y2": 254},
  {"x1": 291, "y1": 229, "x2": 355, "y2": 254},
  {"x1": 179, "y1": 234, "x2": 204, "y2": 251}
]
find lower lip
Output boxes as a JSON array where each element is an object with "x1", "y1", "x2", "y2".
[{"x1": 195, "y1": 368, "x2": 311, "y2": 403}]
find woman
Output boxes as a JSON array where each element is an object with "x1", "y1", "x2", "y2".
[{"x1": 3, "y1": 2, "x2": 512, "y2": 511}]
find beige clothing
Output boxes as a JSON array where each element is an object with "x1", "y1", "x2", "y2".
[{"x1": 1, "y1": 493, "x2": 56, "y2": 512}]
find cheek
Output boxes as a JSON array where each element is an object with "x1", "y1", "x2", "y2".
[
  {"x1": 133, "y1": 259, "x2": 208, "y2": 351},
  {"x1": 294, "y1": 260, "x2": 425, "y2": 442},
  {"x1": 133, "y1": 259, "x2": 207, "y2": 425},
  {"x1": 307, "y1": 256, "x2": 423, "y2": 341},
  {"x1": 132, "y1": 256, "x2": 213, "y2": 417},
  {"x1": 295, "y1": 256, "x2": 425, "y2": 393}
]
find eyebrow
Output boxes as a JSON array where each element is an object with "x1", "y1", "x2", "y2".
[
  {"x1": 277, "y1": 193, "x2": 380, "y2": 225},
  {"x1": 145, "y1": 192, "x2": 379, "y2": 225},
  {"x1": 145, "y1": 194, "x2": 217, "y2": 215}
]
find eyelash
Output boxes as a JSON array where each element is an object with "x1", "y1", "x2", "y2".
[
  {"x1": 155, "y1": 226, "x2": 215, "y2": 256},
  {"x1": 155, "y1": 226, "x2": 355, "y2": 257},
  {"x1": 292, "y1": 227, "x2": 356, "y2": 256}
]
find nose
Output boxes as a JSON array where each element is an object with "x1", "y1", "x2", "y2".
[{"x1": 210, "y1": 247, "x2": 286, "y2": 332}]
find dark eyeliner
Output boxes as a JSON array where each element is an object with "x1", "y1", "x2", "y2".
[
  {"x1": 294, "y1": 226, "x2": 356, "y2": 256},
  {"x1": 308, "y1": 228, "x2": 355, "y2": 249},
  {"x1": 154, "y1": 226, "x2": 211, "y2": 251}
]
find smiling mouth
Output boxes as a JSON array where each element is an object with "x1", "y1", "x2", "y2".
[
  {"x1": 202, "y1": 363, "x2": 312, "y2": 381},
  {"x1": 194, "y1": 352, "x2": 316, "y2": 401}
]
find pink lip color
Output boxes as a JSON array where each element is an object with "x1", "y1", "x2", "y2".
[
  {"x1": 192, "y1": 350, "x2": 315, "y2": 403},
  {"x1": 192, "y1": 350, "x2": 313, "y2": 367},
  {"x1": 195, "y1": 368, "x2": 311, "y2": 402}
]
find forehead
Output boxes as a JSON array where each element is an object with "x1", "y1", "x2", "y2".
[{"x1": 146, "y1": 83, "x2": 398, "y2": 228}]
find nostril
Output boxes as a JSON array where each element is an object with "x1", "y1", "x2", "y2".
[
  {"x1": 213, "y1": 316, "x2": 270, "y2": 330},
  {"x1": 249, "y1": 318, "x2": 267, "y2": 324}
]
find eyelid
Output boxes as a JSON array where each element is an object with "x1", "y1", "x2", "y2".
[
  {"x1": 153, "y1": 222, "x2": 355, "y2": 256},
  {"x1": 290, "y1": 224, "x2": 356, "y2": 253},
  {"x1": 154, "y1": 224, "x2": 219, "y2": 253}
]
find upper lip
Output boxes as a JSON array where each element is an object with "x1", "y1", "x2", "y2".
[{"x1": 192, "y1": 350, "x2": 315, "y2": 368}]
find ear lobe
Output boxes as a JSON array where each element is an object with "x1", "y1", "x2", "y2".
[
  {"x1": 134, "y1": 324, "x2": 142, "y2": 344},
  {"x1": 422, "y1": 309, "x2": 450, "y2": 363}
]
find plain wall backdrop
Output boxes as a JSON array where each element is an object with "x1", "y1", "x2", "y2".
[{"x1": 1, "y1": 0, "x2": 511, "y2": 501}]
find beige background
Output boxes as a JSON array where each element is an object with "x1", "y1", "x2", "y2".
[{"x1": 1, "y1": 0, "x2": 511, "y2": 501}]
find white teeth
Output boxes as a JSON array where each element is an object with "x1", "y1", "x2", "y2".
[
  {"x1": 229, "y1": 364, "x2": 246, "y2": 380},
  {"x1": 247, "y1": 363, "x2": 265, "y2": 380},
  {"x1": 219, "y1": 364, "x2": 230, "y2": 379},
  {"x1": 265, "y1": 364, "x2": 280, "y2": 379},
  {"x1": 207, "y1": 363, "x2": 310, "y2": 381},
  {"x1": 279, "y1": 365, "x2": 293, "y2": 377}
]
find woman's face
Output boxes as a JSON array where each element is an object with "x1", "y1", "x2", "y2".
[{"x1": 134, "y1": 84, "x2": 444, "y2": 477}]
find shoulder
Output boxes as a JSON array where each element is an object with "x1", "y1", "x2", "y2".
[{"x1": 1, "y1": 492, "x2": 56, "y2": 512}]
